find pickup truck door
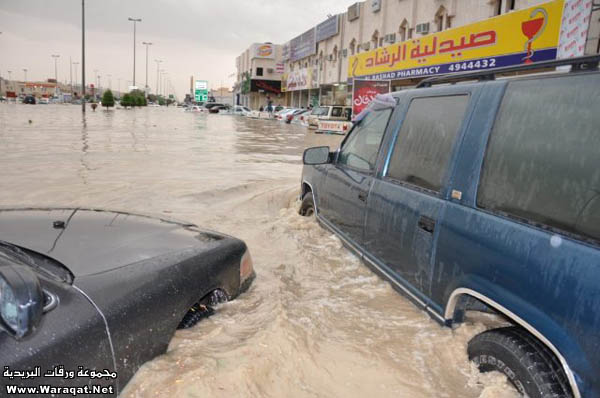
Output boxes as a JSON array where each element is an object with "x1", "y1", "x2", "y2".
[
  {"x1": 364, "y1": 91, "x2": 474, "y2": 305},
  {"x1": 318, "y1": 108, "x2": 393, "y2": 247}
]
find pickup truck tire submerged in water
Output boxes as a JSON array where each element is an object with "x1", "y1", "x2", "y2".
[{"x1": 468, "y1": 327, "x2": 571, "y2": 398}]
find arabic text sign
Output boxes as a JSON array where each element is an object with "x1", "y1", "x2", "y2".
[
  {"x1": 348, "y1": 0, "x2": 564, "y2": 80},
  {"x1": 316, "y1": 15, "x2": 339, "y2": 42},
  {"x1": 194, "y1": 80, "x2": 208, "y2": 102},
  {"x1": 290, "y1": 28, "x2": 316, "y2": 62},
  {"x1": 352, "y1": 80, "x2": 391, "y2": 116}
]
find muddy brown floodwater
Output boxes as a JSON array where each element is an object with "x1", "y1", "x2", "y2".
[{"x1": 0, "y1": 104, "x2": 518, "y2": 398}]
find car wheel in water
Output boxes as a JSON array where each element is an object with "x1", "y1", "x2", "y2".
[
  {"x1": 299, "y1": 193, "x2": 315, "y2": 217},
  {"x1": 468, "y1": 326, "x2": 572, "y2": 398}
]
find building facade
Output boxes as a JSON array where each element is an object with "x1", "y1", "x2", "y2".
[
  {"x1": 235, "y1": 0, "x2": 598, "y2": 110},
  {"x1": 234, "y1": 43, "x2": 285, "y2": 109}
]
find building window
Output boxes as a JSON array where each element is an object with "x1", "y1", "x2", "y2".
[
  {"x1": 371, "y1": 30, "x2": 379, "y2": 49},
  {"x1": 349, "y1": 39, "x2": 356, "y2": 55},
  {"x1": 435, "y1": 6, "x2": 448, "y2": 32},
  {"x1": 408, "y1": 28, "x2": 414, "y2": 39},
  {"x1": 256, "y1": 67, "x2": 263, "y2": 76},
  {"x1": 399, "y1": 20, "x2": 408, "y2": 42}
]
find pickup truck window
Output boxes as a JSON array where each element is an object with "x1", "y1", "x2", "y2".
[
  {"x1": 331, "y1": 107, "x2": 343, "y2": 117},
  {"x1": 478, "y1": 74, "x2": 600, "y2": 244},
  {"x1": 386, "y1": 95, "x2": 468, "y2": 192},
  {"x1": 338, "y1": 108, "x2": 392, "y2": 172}
]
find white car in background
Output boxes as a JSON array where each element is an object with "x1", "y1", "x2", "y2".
[
  {"x1": 275, "y1": 108, "x2": 298, "y2": 122},
  {"x1": 233, "y1": 105, "x2": 252, "y2": 116}
]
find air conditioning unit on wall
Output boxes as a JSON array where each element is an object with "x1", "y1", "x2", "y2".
[
  {"x1": 384, "y1": 33, "x2": 396, "y2": 43},
  {"x1": 342, "y1": 49, "x2": 348, "y2": 57},
  {"x1": 267, "y1": 68, "x2": 274, "y2": 73},
  {"x1": 416, "y1": 23, "x2": 430, "y2": 34}
]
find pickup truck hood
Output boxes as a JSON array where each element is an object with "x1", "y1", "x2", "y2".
[{"x1": 0, "y1": 208, "x2": 222, "y2": 277}]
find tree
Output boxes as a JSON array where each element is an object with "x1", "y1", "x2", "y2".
[
  {"x1": 121, "y1": 93, "x2": 132, "y2": 108},
  {"x1": 102, "y1": 89, "x2": 115, "y2": 110}
]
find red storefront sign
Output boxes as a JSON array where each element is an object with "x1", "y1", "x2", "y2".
[{"x1": 352, "y1": 79, "x2": 391, "y2": 116}]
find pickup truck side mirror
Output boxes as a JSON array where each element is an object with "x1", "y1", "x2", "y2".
[
  {"x1": 0, "y1": 263, "x2": 44, "y2": 339},
  {"x1": 303, "y1": 146, "x2": 331, "y2": 165}
]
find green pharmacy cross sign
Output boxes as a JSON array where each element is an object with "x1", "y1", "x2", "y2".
[{"x1": 194, "y1": 80, "x2": 208, "y2": 102}]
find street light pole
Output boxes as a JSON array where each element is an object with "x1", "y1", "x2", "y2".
[
  {"x1": 51, "y1": 54, "x2": 60, "y2": 97},
  {"x1": 128, "y1": 17, "x2": 142, "y2": 89},
  {"x1": 142, "y1": 42, "x2": 152, "y2": 96},
  {"x1": 82, "y1": 0, "x2": 86, "y2": 112},
  {"x1": 154, "y1": 59, "x2": 162, "y2": 96}
]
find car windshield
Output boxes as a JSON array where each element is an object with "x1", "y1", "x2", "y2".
[{"x1": 312, "y1": 107, "x2": 329, "y2": 116}]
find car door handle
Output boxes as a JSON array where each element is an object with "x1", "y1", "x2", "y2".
[
  {"x1": 418, "y1": 215, "x2": 436, "y2": 233},
  {"x1": 358, "y1": 189, "x2": 369, "y2": 202}
]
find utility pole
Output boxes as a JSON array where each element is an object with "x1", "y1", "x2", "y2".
[
  {"x1": 51, "y1": 54, "x2": 60, "y2": 97},
  {"x1": 128, "y1": 17, "x2": 142, "y2": 88},
  {"x1": 154, "y1": 59, "x2": 162, "y2": 96},
  {"x1": 142, "y1": 42, "x2": 152, "y2": 96},
  {"x1": 82, "y1": 0, "x2": 86, "y2": 112}
]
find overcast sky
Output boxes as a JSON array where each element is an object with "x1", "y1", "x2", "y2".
[{"x1": 0, "y1": 0, "x2": 350, "y2": 99}]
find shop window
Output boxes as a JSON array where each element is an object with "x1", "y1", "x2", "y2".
[{"x1": 256, "y1": 67, "x2": 263, "y2": 76}]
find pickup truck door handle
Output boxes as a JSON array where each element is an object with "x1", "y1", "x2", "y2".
[
  {"x1": 357, "y1": 189, "x2": 369, "y2": 202},
  {"x1": 418, "y1": 215, "x2": 436, "y2": 233}
]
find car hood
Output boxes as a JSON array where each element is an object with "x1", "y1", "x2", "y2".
[{"x1": 0, "y1": 208, "x2": 225, "y2": 277}]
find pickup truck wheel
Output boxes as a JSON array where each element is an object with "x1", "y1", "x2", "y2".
[
  {"x1": 299, "y1": 193, "x2": 315, "y2": 217},
  {"x1": 468, "y1": 327, "x2": 571, "y2": 398}
]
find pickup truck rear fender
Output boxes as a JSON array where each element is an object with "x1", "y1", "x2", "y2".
[{"x1": 443, "y1": 280, "x2": 586, "y2": 398}]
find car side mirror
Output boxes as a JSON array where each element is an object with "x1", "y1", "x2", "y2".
[
  {"x1": 0, "y1": 264, "x2": 44, "y2": 339},
  {"x1": 303, "y1": 146, "x2": 331, "y2": 165}
]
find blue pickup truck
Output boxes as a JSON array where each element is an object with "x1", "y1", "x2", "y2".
[{"x1": 299, "y1": 56, "x2": 599, "y2": 398}]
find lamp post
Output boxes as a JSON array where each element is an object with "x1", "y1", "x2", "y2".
[
  {"x1": 127, "y1": 17, "x2": 142, "y2": 88},
  {"x1": 142, "y1": 41, "x2": 152, "y2": 96},
  {"x1": 51, "y1": 54, "x2": 60, "y2": 97},
  {"x1": 154, "y1": 59, "x2": 162, "y2": 96},
  {"x1": 82, "y1": 0, "x2": 86, "y2": 112}
]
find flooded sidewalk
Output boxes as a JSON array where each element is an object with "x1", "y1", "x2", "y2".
[{"x1": 0, "y1": 104, "x2": 516, "y2": 398}]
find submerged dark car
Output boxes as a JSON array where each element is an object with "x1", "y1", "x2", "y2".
[{"x1": 0, "y1": 208, "x2": 255, "y2": 396}]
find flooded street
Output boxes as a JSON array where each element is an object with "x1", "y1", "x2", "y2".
[{"x1": 0, "y1": 104, "x2": 516, "y2": 398}]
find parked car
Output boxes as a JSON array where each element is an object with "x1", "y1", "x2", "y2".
[
  {"x1": 204, "y1": 102, "x2": 225, "y2": 110},
  {"x1": 275, "y1": 108, "x2": 298, "y2": 121},
  {"x1": 306, "y1": 105, "x2": 352, "y2": 129},
  {"x1": 233, "y1": 105, "x2": 252, "y2": 116},
  {"x1": 285, "y1": 109, "x2": 308, "y2": 124},
  {"x1": 22, "y1": 95, "x2": 36, "y2": 105},
  {"x1": 1, "y1": 208, "x2": 255, "y2": 395},
  {"x1": 209, "y1": 105, "x2": 231, "y2": 114},
  {"x1": 299, "y1": 56, "x2": 600, "y2": 398}
]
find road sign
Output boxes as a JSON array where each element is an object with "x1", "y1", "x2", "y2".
[{"x1": 194, "y1": 80, "x2": 208, "y2": 102}]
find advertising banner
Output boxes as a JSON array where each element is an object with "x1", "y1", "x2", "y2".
[
  {"x1": 286, "y1": 69, "x2": 311, "y2": 91},
  {"x1": 348, "y1": 0, "x2": 565, "y2": 82},
  {"x1": 557, "y1": 0, "x2": 593, "y2": 59},
  {"x1": 252, "y1": 43, "x2": 275, "y2": 59},
  {"x1": 352, "y1": 79, "x2": 391, "y2": 116},
  {"x1": 316, "y1": 15, "x2": 339, "y2": 42},
  {"x1": 290, "y1": 28, "x2": 316, "y2": 62}
]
